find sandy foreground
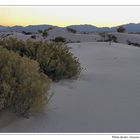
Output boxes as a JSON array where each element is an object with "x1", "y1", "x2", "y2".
[{"x1": 0, "y1": 42, "x2": 140, "y2": 132}]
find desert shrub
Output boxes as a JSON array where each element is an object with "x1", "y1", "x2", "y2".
[
  {"x1": 22, "y1": 31, "x2": 32, "y2": 35},
  {"x1": 0, "y1": 38, "x2": 81, "y2": 81},
  {"x1": 38, "y1": 30, "x2": 43, "y2": 33},
  {"x1": 111, "y1": 35, "x2": 118, "y2": 43},
  {"x1": 25, "y1": 41, "x2": 81, "y2": 80},
  {"x1": 37, "y1": 42, "x2": 81, "y2": 80},
  {"x1": 117, "y1": 26, "x2": 125, "y2": 33},
  {"x1": 53, "y1": 36, "x2": 66, "y2": 43},
  {"x1": 0, "y1": 38, "x2": 41, "y2": 59},
  {"x1": 66, "y1": 27, "x2": 77, "y2": 33},
  {"x1": 31, "y1": 35, "x2": 36, "y2": 39},
  {"x1": 0, "y1": 47, "x2": 51, "y2": 117},
  {"x1": 38, "y1": 28, "x2": 53, "y2": 35},
  {"x1": 106, "y1": 34, "x2": 118, "y2": 45},
  {"x1": 127, "y1": 40, "x2": 132, "y2": 45},
  {"x1": 76, "y1": 41, "x2": 80, "y2": 43},
  {"x1": 82, "y1": 32, "x2": 88, "y2": 34},
  {"x1": 127, "y1": 40, "x2": 140, "y2": 47},
  {"x1": 99, "y1": 32, "x2": 106, "y2": 41},
  {"x1": 46, "y1": 27, "x2": 53, "y2": 31},
  {"x1": 42, "y1": 30, "x2": 48, "y2": 37},
  {"x1": 0, "y1": 38, "x2": 26, "y2": 57}
]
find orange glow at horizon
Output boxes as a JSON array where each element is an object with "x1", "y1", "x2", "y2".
[{"x1": 0, "y1": 6, "x2": 140, "y2": 27}]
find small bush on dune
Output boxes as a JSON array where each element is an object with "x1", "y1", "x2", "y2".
[
  {"x1": 106, "y1": 34, "x2": 118, "y2": 45},
  {"x1": 31, "y1": 35, "x2": 36, "y2": 39},
  {"x1": 66, "y1": 27, "x2": 77, "y2": 33},
  {"x1": 99, "y1": 32, "x2": 106, "y2": 41},
  {"x1": 46, "y1": 27, "x2": 53, "y2": 31},
  {"x1": 53, "y1": 36, "x2": 66, "y2": 43},
  {"x1": 42, "y1": 30, "x2": 48, "y2": 37},
  {"x1": 38, "y1": 28, "x2": 53, "y2": 37},
  {"x1": 0, "y1": 47, "x2": 51, "y2": 117},
  {"x1": 127, "y1": 40, "x2": 140, "y2": 47},
  {"x1": 0, "y1": 38, "x2": 81, "y2": 81},
  {"x1": 117, "y1": 26, "x2": 125, "y2": 33},
  {"x1": 22, "y1": 31, "x2": 32, "y2": 35}
]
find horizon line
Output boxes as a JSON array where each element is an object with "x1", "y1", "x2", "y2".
[{"x1": 0, "y1": 22, "x2": 139, "y2": 28}]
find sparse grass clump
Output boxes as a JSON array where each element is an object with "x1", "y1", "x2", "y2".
[
  {"x1": 0, "y1": 38, "x2": 81, "y2": 81},
  {"x1": 0, "y1": 47, "x2": 51, "y2": 117}
]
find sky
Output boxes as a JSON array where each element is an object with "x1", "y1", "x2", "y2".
[{"x1": 0, "y1": 6, "x2": 140, "y2": 27}]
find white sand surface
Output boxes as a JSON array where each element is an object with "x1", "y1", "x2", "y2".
[
  {"x1": 111, "y1": 32, "x2": 140, "y2": 44},
  {"x1": 0, "y1": 28, "x2": 100, "y2": 42},
  {"x1": 1, "y1": 42, "x2": 140, "y2": 132},
  {"x1": 47, "y1": 27, "x2": 100, "y2": 42},
  {"x1": 1, "y1": 29, "x2": 140, "y2": 46}
]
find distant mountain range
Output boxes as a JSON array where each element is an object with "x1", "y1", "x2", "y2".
[
  {"x1": 0, "y1": 25, "x2": 54, "y2": 32},
  {"x1": 68, "y1": 23, "x2": 140, "y2": 33},
  {"x1": 1, "y1": 23, "x2": 140, "y2": 33}
]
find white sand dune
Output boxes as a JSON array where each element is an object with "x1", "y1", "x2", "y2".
[
  {"x1": 0, "y1": 31, "x2": 31, "y2": 40},
  {"x1": 1, "y1": 29, "x2": 140, "y2": 45},
  {"x1": 0, "y1": 28, "x2": 100, "y2": 42},
  {"x1": 1, "y1": 42, "x2": 140, "y2": 132},
  {"x1": 0, "y1": 31, "x2": 44, "y2": 41},
  {"x1": 47, "y1": 27, "x2": 100, "y2": 42},
  {"x1": 111, "y1": 32, "x2": 140, "y2": 44}
]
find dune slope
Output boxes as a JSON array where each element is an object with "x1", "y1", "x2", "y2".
[{"x1": 1, "y1": 42, "x2": 140, "y2": 132}]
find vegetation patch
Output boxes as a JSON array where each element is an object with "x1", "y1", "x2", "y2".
[
  {"x1": 117, "y1": 26, "x2": 126, "y2": 33},
  {"x1": 22, "y1": 31, "x2": 32, "y2": 35},
  {"x1": 31, "y1": 35, "x2": 36, "y2": 39},
  {"x1": 66, "y1": 27, "x2": 77, "y2": 33},
  {"x1": 0, "y1": 47, "x2": 51, "y2": 117},
  {"x1": 52, "y1": 36, "x2": 66, "y2": 43},
  {"x1": 105, "y1": 34, "x2": 118, "y2": 45},
  {"x1": 127, "y1": 40, "x2": 140, "y2": 47},
  {"x1": 0, "y1": 38, "x2": 81, "y2": 81},
  {"x1": 42, "y1": 30, "x2": 48, "y2": 37}
]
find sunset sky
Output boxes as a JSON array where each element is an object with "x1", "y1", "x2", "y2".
[{"x1": 0, "y1": 6, "x2": 140, "y2": 27}]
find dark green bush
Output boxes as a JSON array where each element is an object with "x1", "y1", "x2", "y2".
[
  {"x1": 53, "y1": 36, "x2": 66, "y2": 43},
  {"x1": 22, "y1": 31, "x2": 32, "y2": 35},
  {"x1": 0, "y1": 38, "x2": 81, "y2": 81},
  {"x1": 31, "y1": 35, "x2": 36, "y2": 39},
  {"x1": 66, "y1": 27, "x2": 77, "y2": 33},
  {"x1": 106, "y1": 34, "x2": 118, "y2": 45},
  {"x1": 46, "y1": 27, "x2": 53, "y2": 31},
  {"x1": 0, "y1": 47, "x2": 51, "y2": 117},
  {"x1": 117, "y1": 26, "x2": 125, "y2": 33},
  {"x1": 127, "y1": 40, "x2": 140, "y2": 47},
  {"x1": 42, "y1": 30, "x2": 48, "y2": 37}
]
